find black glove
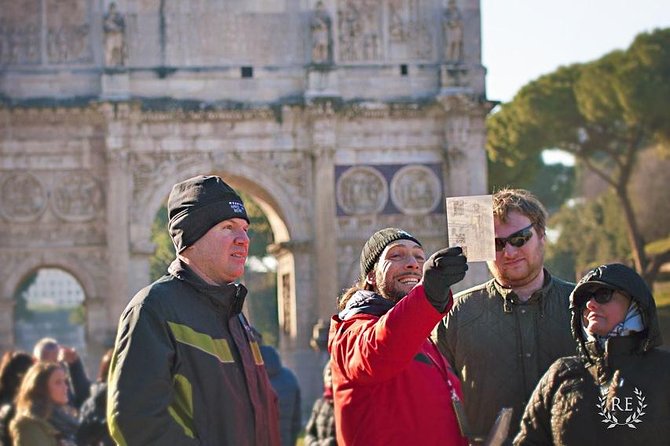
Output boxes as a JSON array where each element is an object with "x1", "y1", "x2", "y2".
[{"x1": 421, "y1": 246, "x2": 468, "y2": 312}]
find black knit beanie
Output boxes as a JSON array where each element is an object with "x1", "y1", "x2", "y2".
[
  {"x1": 168, "y1": 175, "x2": 249, "y2": 253},
  {"x1": 359, "y1": 228, "x2": 421, "y2": 280}
]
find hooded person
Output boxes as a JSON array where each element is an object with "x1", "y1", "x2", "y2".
[
  {"x1": 514, "y1": 263, "x2": 670, "y2": 445},
  {"x1": 107, "y1": 175, "x2": 280, "y2": 446},
  {"x1": 260, "y1": 346, "x2": 301, "y2": 446},
  {"x1": 328, "y1": 228, "x2": 470, "y2": 446}
]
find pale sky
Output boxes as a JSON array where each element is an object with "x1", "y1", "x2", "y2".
[{"x1": 481, "y1": 0, "x2": 670, "y2": 103}]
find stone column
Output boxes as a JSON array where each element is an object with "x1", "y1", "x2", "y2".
[
  {"x1": 0, "y1": 298, "x2": 16, "y2": 352},
  {"x1": 439, "y1": 94, "x2": 494, "y2": 288},
  {"x1": 103, "y1": 102, "x2": 133, "y2": 326},
  {"x1": 312, "y1": 148, "x2": 338, "y2": 319}
]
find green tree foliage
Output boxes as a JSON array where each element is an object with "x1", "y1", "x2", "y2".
[
  {"x1": 150, "y1": 205, "x2": 175, "y2": 281},
  {"x1": 546, "y1": 192, "x2": 629, "y2": 281},
  {"x1": 487, "y1": 28, "x2": 670, "y2": 284}
]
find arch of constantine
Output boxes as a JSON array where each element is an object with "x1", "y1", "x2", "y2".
[{"x1": 0, "y1": 0, "x2": 492, "y2": 405}]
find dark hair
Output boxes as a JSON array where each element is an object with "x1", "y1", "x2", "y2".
[
  {"x1": 15, "y1": 362, "x2": 64, "y2": 419},
  {"x1": 0, "y1": 351, "x2": 34, "y2": 403}
]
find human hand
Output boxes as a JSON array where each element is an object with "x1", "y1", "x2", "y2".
[
  {"x1": 58, "y1": 346, "x2": 79, "y2": 364},
  {"x1": 421, "y1": 246, "x2": 468, "y2": 312}
]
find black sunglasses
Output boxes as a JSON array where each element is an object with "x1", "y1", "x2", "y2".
[
  {"x1": 586, "y1": 288, "x2": 615, "y2": 305},
  {"x1": 495, "y1": 224, "x2": 534, "y2": 252}
]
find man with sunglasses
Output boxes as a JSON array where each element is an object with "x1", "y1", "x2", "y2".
[
  {"x1": 515, "y1": 263, "x2": 670, "y2": 445},
  {"x1": 433, "y1": 188, "x2": 575, "y2": 444}
]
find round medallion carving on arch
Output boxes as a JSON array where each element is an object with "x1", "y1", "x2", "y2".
[
  {"x1": 336, "y1": 166, "x2": 388, "y2": 215},
  {"x1": 0, "y1": 172, "x2": 48, "y2": 222},
  {"x1": 51, "y1": 172, "x2": 104, "y2": 222},
  {"x1": 390, "y1": 164, "x2": 441, "y2": 215}
]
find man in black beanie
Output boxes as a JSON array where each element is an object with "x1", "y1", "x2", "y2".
[
  {"x1": 328, "y1": 228, "x2": 470, "y2": 445},
  {"x1": 107, "y1": 175, "x2": 280, "y2": 446}
]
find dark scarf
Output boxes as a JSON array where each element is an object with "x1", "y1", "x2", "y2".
[{"x1": 48, "y1": 405, "x2": 79, "y2": 442}]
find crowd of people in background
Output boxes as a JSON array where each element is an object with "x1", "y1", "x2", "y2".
[
  {"x1": 0, "y1": 337, "x2": 113, "y2": 446},
  {"x1": 1, "y1": 178, "x2": 667, "y2": 446}
]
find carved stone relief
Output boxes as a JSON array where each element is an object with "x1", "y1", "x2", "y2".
[
  {"x1": 46, "y1": 0, "x2": 92, "y2": 64},
  {"x1": 336, "y1": 166, "x2": 388, "y2": 215},
  {"x1": 336, "y1": 163, "x2": 444, "y2": 217},
  {"x1": 51, "y1": 171, "x2": 104, "y2": 222},
  {"x1": 0, "y1": 0, "x2": 41, "y2": 65},
  {"x1": 0, "y1": 172, "x2": 47, "y2": 222},
  {"x1": 130, "y1": 151, "x2": 209, "y2": 221},
  {"x1": 390, "y1": 164, "x2": 441, "y2": 215},
  {"x1": 337, "y1": 0, "x2": 382, "y2": 62},
  {"x1": 388, "y1": 0, "x2": 432, "y2": 59}
]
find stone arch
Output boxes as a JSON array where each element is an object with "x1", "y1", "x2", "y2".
[
  {"x1": 0, "y1": 253, "x2": 102, "y2": 364},
  {"x1": 3, "y1": 253, "x2": 98, "y2": 303},
  {"x1": 131, "y1": 158, "x2": 307, "y2": 252}
]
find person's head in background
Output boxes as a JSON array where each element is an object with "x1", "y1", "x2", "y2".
[
  {"x1": 32, "y1": 338, "x2": 60, "y2": 363},
  {"x1": 14, "y1": 362, "x2": 69, "y2": 419},
  {"x1": 96, "y1": 349, "x2": 114, "y2": 383},
  {"x1": 0, "y1": 351, "x2": 35, "y2": 403}
]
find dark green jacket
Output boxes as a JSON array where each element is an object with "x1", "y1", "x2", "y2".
[
  {"x1": 107, "y1": 259, "x2": 280, "y2": 446},
  {"x1": 514, "y1": 272, "x2": 670, "y2": 445},
  {"x1": 432, "y1": 270, "x2": 575, "y2": 442}
]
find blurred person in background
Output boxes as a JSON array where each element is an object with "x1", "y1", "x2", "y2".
[
  {"x1": 260, "y1": 345, "x2": 301, "y2": 446},
  {"x1": 10, "y1": 362, "x2": 79, "y2": 446},
  {"x1": 77, "y1": 349, "x2": 114, "y2": 446},
  {"x1": 33, "y1": 337, "x2": 91, "y2": 408},
  {"x1": 304, "y1": 359, "x2": 336, "y2": 446},
  {"x1": 0, "y1": 351, "x2": 34, "y2": 446}
]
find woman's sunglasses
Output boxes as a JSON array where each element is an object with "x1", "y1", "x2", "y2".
[
  {"x1": 586, "y1": 288, "x2": 615, "y2": 305},
  {"x1": 494, "y1": 224, "x2": 534, "y2": 252}
]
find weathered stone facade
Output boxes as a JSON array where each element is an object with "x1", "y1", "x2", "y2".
[{"x1": 1, "y1": 0, "x2": 492, "y2": 410}]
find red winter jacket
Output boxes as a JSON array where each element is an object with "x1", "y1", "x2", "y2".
[{"x1": 328, "y1": 286, "x2": 468, "y2": 446}]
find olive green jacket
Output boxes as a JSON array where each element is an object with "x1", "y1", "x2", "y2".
[
  {"x1": 10, "y1": 414, "x2": 59, "y2": 446},
  {"x1": 432, "y1": 270, "x2": 575, "y2": 442}
]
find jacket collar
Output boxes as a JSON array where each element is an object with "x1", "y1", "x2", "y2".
[
  {"x1": 168, "y1": 258, "x2": 247, "y2": 316},
  {"x1": 338, "y1": 290, "x2": 394, "y2": 320},
  {"x1": 492, "y1": 268, "x2": 553, "y2": 303}
]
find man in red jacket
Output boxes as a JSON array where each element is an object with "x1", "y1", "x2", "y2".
[{"x1": 328, "y1": 228, "x2": 469, "y2": 446}]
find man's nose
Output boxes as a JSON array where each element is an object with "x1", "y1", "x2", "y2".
[
  {"x1": 235, "y1": 230, "x2": 250, "y2": 245},
  {"x1": 405, "y1": 256, "x2": 421, "y2": 269}
]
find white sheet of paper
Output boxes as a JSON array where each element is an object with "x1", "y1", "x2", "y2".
[{"x1": 446, "y1": 195, "x2": 496, "y2": 262}]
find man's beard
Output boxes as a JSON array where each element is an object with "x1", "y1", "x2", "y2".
[{"x1": 375, "y1": 269, "x2": 410, "y2": 304}]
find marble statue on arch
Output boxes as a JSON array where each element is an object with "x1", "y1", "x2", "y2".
[
  {"x1": 103, "y1": 2, "x2": 126, "y2": 66},
  {"x1": 443, "y1": 0, "x2": 464, "y2": 63}
]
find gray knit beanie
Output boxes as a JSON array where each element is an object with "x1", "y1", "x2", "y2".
[{"x1": 168, "y1": 175, "x2": 249, "y2": 253}]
